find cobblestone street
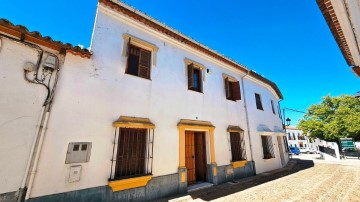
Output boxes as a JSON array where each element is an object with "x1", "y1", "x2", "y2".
[{"x1": 163, "y1": 156, "x2": 360, "y2": 202}]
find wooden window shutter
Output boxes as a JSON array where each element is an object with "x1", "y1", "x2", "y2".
[
  {"x1": 138, "y1": 49, "x2": 151, "y2": 79},
  {"x1": 232, "y1": 81, "x2": 241, "y2": 100},
  {"x1": 126, "y1": 38, "x2": 132, "y2": 57},
  {"x1": 198, "y1": 68, "x2": 203, "y2": 92},
  {"x1": 188, "y1": 63, "x2": 194, "y2": 89},
  {"x1": 225, "y1": 78, "x2": 230, "y2": 99}
]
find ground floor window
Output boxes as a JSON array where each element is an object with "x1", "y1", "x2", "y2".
[
  {"x1": 283, "y1": 136, "x2": 289, "y2": 152},
  {"x1": 261, "y1": 136, "x2": 275, "y2": 159},
  {"x1": 230, "y1": 132, "x2": 246, "y2": 161},
  {"x1": 113, "y1": 128, "x2": 154, "y2": 179}
]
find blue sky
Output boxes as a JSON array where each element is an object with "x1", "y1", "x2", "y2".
[{"x1": 1, "y1": 0, "x2": 359, "y2": 125}]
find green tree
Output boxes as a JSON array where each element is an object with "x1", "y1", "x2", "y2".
[{"x1": 298, "y1": 95, "x2": 360, "y2": 141}]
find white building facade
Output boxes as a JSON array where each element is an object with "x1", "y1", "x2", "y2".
[{"x1": 0, "y1": 0, "x2": 289, "y2": 201}]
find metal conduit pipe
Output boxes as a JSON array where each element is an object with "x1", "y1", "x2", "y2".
[
  {"x1": 240, "y1": 70, "x2": 256, "y2": 174},
  {"x1": 25, "y1": 108, "x2": 51, "y2": 200}
]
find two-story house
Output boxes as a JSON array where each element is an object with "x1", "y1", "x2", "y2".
[{"x1": 0, "y1": 0, "x2": 289, "y2": 201}]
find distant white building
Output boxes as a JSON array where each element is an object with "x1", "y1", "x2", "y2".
[{"x1": 285, "y1": 126, "x2": 311, "y2": 150}]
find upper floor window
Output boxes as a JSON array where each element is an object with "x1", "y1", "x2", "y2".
[
  {"x1": 224, "y1": 76, "x2": 241, "y2": 101},
  {"x1": 255, "y1": 93, "x2": 263, "y2": 110},
  {"x1": 271, "y1": 100, "x2": 276, "y2": 114},
  {"x1": 187, "y1": 63, "x2": 203, "y2": 93},
  {"x1": 126, "y1": 45, "x2": 151, "y2": 79},
  {"x1": 122, "y1": 34, "x2": 158, "y2": 80}
]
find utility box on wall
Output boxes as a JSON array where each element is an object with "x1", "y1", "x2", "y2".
[
  {"x1": 65, "y1": 142, "x2": 92, "y2": 164},
  {"x1": 68, "y1": 165, "x2": 82, "y2": 183}
]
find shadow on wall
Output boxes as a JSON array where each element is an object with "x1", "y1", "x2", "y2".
[{"x1": 160, "y1": 159, "x2": 315, "y2": 202}]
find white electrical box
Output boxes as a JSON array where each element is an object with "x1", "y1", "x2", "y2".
[
  {"x1": 68, "y1": 165, "x2": 82, "y2": 183},
  {"x1": 65, "y1": 142, "x2": 92, "y2": 164}
]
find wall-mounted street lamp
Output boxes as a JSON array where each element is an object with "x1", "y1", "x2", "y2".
[{"x1": 286, "y1": 118, "x2": 291, "y2": 126}]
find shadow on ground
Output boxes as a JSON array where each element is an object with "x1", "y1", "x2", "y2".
[{"x1": 157, "y1": 159, "x2": 314, "y2": 201}]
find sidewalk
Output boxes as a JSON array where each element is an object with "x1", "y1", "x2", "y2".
[{"x1": 156, "y1": 159, "x2": 303, "y2": 202}]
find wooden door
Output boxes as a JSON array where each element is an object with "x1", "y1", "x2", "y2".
[
  {"x1": 185, "y1": 131, "x2": 196, "y2": 185},
  {"x1": 195, "y1": 132, "x2": 207, "y2": 182}
]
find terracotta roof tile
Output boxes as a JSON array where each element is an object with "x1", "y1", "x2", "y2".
[{"x1": 0, "y1": 18, "x2": 92, "y2": 58}]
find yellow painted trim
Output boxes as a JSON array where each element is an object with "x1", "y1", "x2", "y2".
[
  {"x1": 113, "y1": 116, "x2": 155, "y2": 129},
  {"x1": 209, "y1": 128, "x2": 216, "y2": 164},
  {"x1": 177, "y1": 119, "x2": 216, "y2": 167},
  {"x1": 108, "y1": 176, "x2": 152, "y2": 192},
  {"x1": 179, "y1": 128, "x2": 185, "y2": 167},
  {"x1": 113, "y1": 122, "x2": 155, "y2": 129},
  {"x1": 231, "y1": 160, "x2": 247, "y2": 168},
  {"x1": 213, "y1": 166, "x2": 217, "y2": 176},
  {"x1": 181, "y1": 172, "x2": 186, "y2": 183}
]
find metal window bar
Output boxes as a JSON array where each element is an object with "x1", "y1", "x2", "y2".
[
  {"x1": 267, "y1": 136, "x2": 275, "y2": 158},
  {"x1": 262, "y1": 136, "x2": 274, "y2": 159},
  {"x1": 230, "y1": 132, "x2": 247, "y2": 161},
  {"x1": 283, "y1": 136, "x2": 289, "y2": 152},
  {"x1": 109, "y1": 128, "x2": 154, "y2": 180}
]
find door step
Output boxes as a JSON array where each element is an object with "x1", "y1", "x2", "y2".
[{"x1": 187, "y1": 182, "x2": 213, "y2": 192}]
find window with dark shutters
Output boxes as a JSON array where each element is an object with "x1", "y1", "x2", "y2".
[
  {"x1": 225, "y1": 78, "x2": 241, "y2": 101},
  {"x1": 255, "y1": 93, "x2": 263, "y2": 110},
  {"x1": 126, "y1": 44, "x2": 151, "y2": 79},
  {"x1": 230, "y1": 132, "x2": 246, "y2": 161},
  {"x1": 232, "y1": 81, "x2": 241, "y2": 100},
  {"x1": 188, "y1": 63, "x2": 202, "y2": 92}
]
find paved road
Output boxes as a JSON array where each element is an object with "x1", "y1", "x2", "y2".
[{"x1": 164, "y1": 156, "x2": 360, "y2": 202}]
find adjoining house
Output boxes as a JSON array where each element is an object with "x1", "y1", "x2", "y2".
[
  {"x1": 0, "y1": 0, "x2": 289, "y2": 201},
  {"x1": 316, "y1": 0, "x2": 360, "y2": 77}
]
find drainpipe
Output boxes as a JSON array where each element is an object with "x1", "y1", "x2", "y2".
[
  {"x1": 25, "y1": 106, "x2": 51, "y2": 200},
  {"x1": 240, "y1": 70, "x2": 256, "y2": 174}
]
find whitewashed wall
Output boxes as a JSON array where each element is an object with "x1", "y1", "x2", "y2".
[
  {"x1": 29, "y1": 4, "x2": 285, "y2": 198},
  {"x1": 0, "y1": 36, "x2": 63, "y2": 195},
  {"x1": 243, "y1": 78, "x2": 287, "y2": 174}
]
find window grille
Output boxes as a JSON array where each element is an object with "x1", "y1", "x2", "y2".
[
  {"x1": 283, "y1": 136, "x2": 289, "y2": 152},
  {"x1": 229, "y1": 132, "x2": 247, "y2": 161},
  {"x1": 261, "y1": 135, "x2": 275, "y2": 159},
  {"x1": 110, "y1": 128, "x2": 154, "y2": 180}
]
